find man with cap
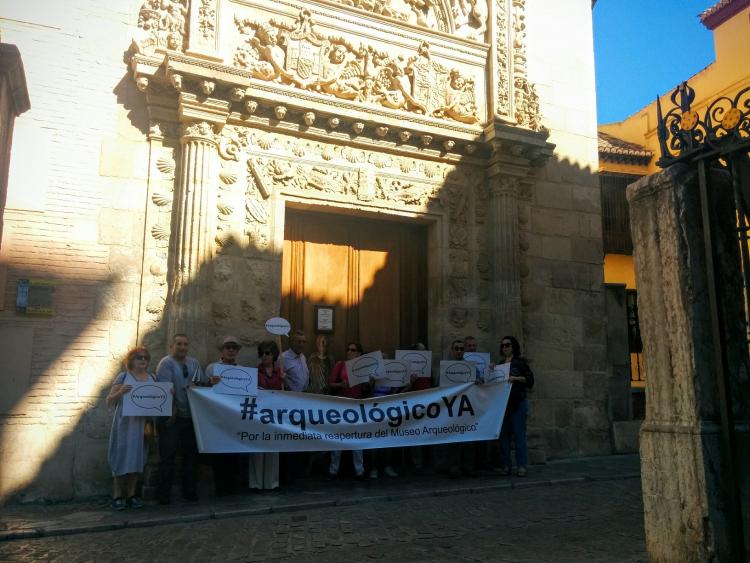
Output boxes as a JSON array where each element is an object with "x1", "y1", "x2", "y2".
[{"x1": 199, "y1": 335, "x2": 245, "y2": 496}]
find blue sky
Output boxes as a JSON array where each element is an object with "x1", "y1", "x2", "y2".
[{"x1": 594, "y1": 0, "x2": 716, "y2": 124}]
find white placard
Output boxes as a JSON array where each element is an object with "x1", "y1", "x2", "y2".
[
  {"x1": 264, "y1": 317, "x2": 291, "y2": 336},
  {"x1": 345, "y1": 350, "x2": 385, "y2": 386},
  {"x1": 122, "y1": 381, "x2": 173, "y2": 417},
  {"x1": 486, "y1": 362, "x2": 511, "y2": 384},
  {"x1": 463, "y1": 352, "x2": 491, "y2": 380},
  {"x1": 439, "y1": 360, "x2": 476, "y2": 387},
  {"x1": 212, "y1": 364, "x2": 258, "y2": 396},
  {"x1": 381, "y1": 359, "x2": 410, "y2": 386},
  {"x1": 395, "y1": 350, "x2": 432, "y2": 378}
]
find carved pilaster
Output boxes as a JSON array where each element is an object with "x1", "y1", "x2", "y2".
[
  {"x1": 487, "y1": 172, "x2": 522, "y2": 338},
  {"x1": 186, "y1": 0, "x2": 222, "y2": 61},
  {"x1": 492, "y1": 0, "x2": 511, "y2": 119},
  {"x1": 165, "y1": 120, "x2": 221, "y2": 361}
]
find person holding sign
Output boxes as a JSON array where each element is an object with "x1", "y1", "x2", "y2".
[
  {"x1": 106, "y1": 346, "x2": 155, "y2": 511},
  {"x1": 327, "y1": 342, "x2": 368, "y2": 480},
  {"x1": 444, "y1": 340, "x2": 477, "y2": 478},
  {"x1": 201, "y1": 336, "x2": 244, "y2": 497},
  {"x1": 249, "y1": 340, "x2": 285, "y2": 491},
  {"x1": 497, "y1": 336, "x2": 535, "y2": 477},
  {"x1": 156, "y1": 334, "x2": 204, "y2": 504}
]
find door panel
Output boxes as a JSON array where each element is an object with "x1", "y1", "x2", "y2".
[{"x1": 281, "y1": 209, "x2": 426, "y2": 361}]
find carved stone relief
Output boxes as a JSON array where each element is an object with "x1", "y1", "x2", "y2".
[
  {"x1": 322, "y1": 0, "x2": 487, "y2": 41},
  {"x1": 510, "y1": 0, "x2": 540, "y2": 130},
  {"x1": 199, "y1": 0, "x2": 217, "y2": 42},
  {"x1": 232, "y1": 10, "x2": 480, "y2": 124},
  {"x1": 133, "y1": 0, "x2": 188, "y2": 55},
  {"x1": 495, "y1": 0, "x2": 510, "y2": 117}
]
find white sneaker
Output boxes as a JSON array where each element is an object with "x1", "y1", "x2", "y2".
[
  {"x1": 384, "y1": 466, "x2": 398, "y2": 478},
  {"x1": 369, "y1": 468, "x2": 379, "y2": 479}
]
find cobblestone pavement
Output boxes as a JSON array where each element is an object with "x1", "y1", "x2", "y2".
[{"x1": 0, "y1": 478, "x2": 646, "y2": 562}]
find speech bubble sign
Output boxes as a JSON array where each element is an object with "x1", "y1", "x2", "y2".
[
  {"x1": 122, "y1": 381, "x2": 173, "y2": 417},
  {"x1": 265, "y1": 317, "x2": 291, "y2": 336},
  {"x1": 395, "y1": 350, "x2": 432, "y2": 378},
  {"x1": 381, "y1": 360, "x2": 409, "y2": 386},
  {"x1": 439, "y1": 361, "x2": 476, "y2": 387},
  {"x1": 486, "y1": 363, "x2": 511, "y2": 384},
  {"x1": 212, "y1": 365, "x2": 258, "y2": 396},
  {"x1": 463, "y1": 351, "x2": 490, "y2": 381},
  {"x1": 346, "y1": 350, "x2": 384, "y2": 386}
]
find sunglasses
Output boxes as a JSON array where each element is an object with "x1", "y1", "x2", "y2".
[
  {"x1": 501, "y1": 343, "x2": 513, "y2": 348},
  {"x1": 224, "y1": 343, "x2": 240, "y2": 350},
  {"x1": 134, "y1": 355, "x2": 150, "y2": 361}
]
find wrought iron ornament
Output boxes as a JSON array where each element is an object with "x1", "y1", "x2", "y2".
[{"x1": 657, "y1": 81, "x2": 750, "y2": 167}]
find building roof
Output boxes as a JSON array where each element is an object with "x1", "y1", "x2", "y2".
[
  {"x1": 699, "y1": 0, "x2": 750, "y2": 30},
  {"x1": 598, "y1": 132, "x2": 653, "y2": 166}
]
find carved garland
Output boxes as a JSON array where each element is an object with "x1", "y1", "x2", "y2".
[{"x1": 232, "y1": 10, "x2": 480, "y2": 125}]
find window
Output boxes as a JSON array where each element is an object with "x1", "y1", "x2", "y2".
[{"x1": 600, "y1": 173, "x2": 640, "y2": 255}]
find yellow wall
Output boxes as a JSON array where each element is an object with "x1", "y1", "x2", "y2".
[
  {"x1": 604, "y1": 253, "x2": 636, "y2": 288},
  {"x1": 599, "y1": 4, "x2": 750, "y2": 174}
]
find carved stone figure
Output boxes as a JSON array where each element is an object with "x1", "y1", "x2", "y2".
[
  {"x1": 453, "y1": 0, "x2": 488, "y2": 41},
  {"x1": 433, "y1": 69, "x2": 480, "y2": 124},
  {"x1": 133, "y1": 0, "x2": 187, "y2": 54},
  {"x1": 377, "y1": 61, "x2": 427, "y2": 113},
  {"x1": 314, "y1": 43, "x2": 364, "y2": 101}
]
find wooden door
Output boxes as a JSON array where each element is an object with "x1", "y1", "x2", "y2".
[{"x1": 281, "y1": 209, "x2": 427, "y2": 361}]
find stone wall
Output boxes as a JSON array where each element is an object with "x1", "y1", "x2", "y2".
[
  {"x1": 0, "y1": 0, "x2": 609, "y2": 502},
  {"x1": 522, "y1": 0, "x2": 609, "y2": 460}
]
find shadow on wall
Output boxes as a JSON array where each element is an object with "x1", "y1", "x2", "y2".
[{"x1": 0, "y1": 101, "x2": 611, "y2": 501}]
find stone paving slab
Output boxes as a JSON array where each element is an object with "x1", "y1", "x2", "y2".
[{"x1": 0, "y1": 454, "x2": 640, "y2": 542}]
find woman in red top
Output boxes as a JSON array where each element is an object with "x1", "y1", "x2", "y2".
[
  {"x1": 327, "y1": 342, "x2": 368, "y2": 480},
  {"x1": 249, "y1": 341, "x2": 285, "y2": 490}
]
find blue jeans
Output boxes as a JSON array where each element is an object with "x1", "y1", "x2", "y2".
[{"x1": 499, "y1": 399, "x2": 528, "y2": 469}]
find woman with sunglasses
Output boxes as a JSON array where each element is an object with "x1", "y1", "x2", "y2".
[
  {"x1": 106, "y1": 346, "x2": 155, "y2": 510},
  {"x1": 497, "y1": 336, "x2": 534, "y2": 477},
  {"x1": 327, "y1": 342, "x2": 368, "y2": 480},
  {"x1": 249, "y1": 340, "x2": 286, "y2": 490}
]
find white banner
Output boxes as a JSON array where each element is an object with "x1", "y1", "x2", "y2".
[{"x1": 189, "y1": 382, "x2": 512, "y2": 453}]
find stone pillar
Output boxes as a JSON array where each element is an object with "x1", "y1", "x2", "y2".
[
  {"x1": 487, "y1": 173, "x2": 522, "y2": 338},
  {"x1": 166, "y1": 120, "x2": 221, "y2": 362},
  {"x1": 628, "y1": 163, "x2": 750, "y2": 562}
]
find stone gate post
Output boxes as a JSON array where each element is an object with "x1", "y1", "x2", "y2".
[{"x1": 628, "y1": 163, "x2": 750, "y2": 562}]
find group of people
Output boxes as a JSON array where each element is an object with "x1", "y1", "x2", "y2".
[{"x1": 106, "y1": 331, "x2": 534, "y2": 510}]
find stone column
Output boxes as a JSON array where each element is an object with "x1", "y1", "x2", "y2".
[
  {"x1": 487, "y1": 173, "x2": 522, "y2": 338},
  {"x1": 166, "y1": 120, "x2": 221, "y2": 361},
  {"x1": 628, "y1": 163, "x2": 750, "y2": 562}
]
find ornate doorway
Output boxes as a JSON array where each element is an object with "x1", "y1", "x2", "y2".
[{"x1": 281, "y1": 208, "x2": 427, "y2": 359}]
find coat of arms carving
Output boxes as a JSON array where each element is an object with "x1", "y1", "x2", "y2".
[{"x1": 233, "y1": 10, "x2": 480, "y2": 125}]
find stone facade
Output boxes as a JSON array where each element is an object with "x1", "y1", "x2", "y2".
[{"x1": 0, "y1": 0, "x2": 605, "y2": 501}]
